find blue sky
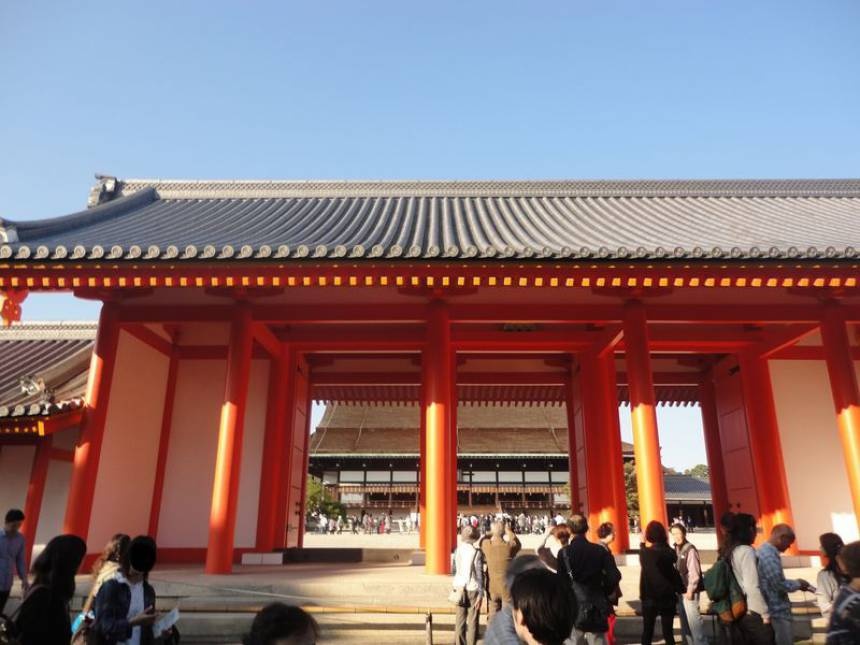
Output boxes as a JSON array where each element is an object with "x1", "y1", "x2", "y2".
[{"x1": 3, "y1": 1, "x2": 859, "y2": 468}]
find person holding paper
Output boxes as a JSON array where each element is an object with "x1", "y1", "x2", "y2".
[{"x1": 92, "y1": 535, "x2": 178, "y2": 644}]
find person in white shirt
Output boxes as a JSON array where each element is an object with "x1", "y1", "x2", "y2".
[
  {"x1": 725, "y1": 513, "x2": 773, "y2": 645},
  {"x1": 452, "y1": 526, "x2": 484, "y2": 645}
]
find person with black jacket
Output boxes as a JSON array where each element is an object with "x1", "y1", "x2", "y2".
[
  {"x1": 91, "y1": 535, "x2": 172, "y2": 645},
  {"x1": 639, "y1": 521, "x2": 684, "y2": 645},
  {"x1": 13, "y1": 533, "x2": 86, "y2": 645},
  {"x1": 556, "y1": 514, "x2": 622, "y2": 645}
]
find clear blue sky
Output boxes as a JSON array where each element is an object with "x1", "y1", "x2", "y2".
[{"x1": 3, "y1": 1, "x2": 859, "y2": 469}]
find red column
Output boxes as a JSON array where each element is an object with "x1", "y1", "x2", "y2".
[
  {"x1": 205, "y1": 305, "x2": 254, "y2": 574},
  {"x1": 819, "y1": 302, "x2": 860, "y2": 529},
  {"x1": 296, "y1": 382, "x2": 313, "y2": 549},
  {"x1": 601, "y1": 355, "x2": 630, "y2": 552},
  {"x1": 622, "y1": 300, "x2": 668, "y2": 531},
  {"x1": 64, "y1": 302, "x2": 121, "y2": 539},
  {"x1": 273, "y1": 347, "x2": 297, "y2": 549},
  {"x1": 256, "y1": 343, "x2": 292, "y2": 552},
  {"x1": 449, "y1": 362, "x2": 458, "y2": 549},
  {"x1": 423, "y1": 301, "x2": 453, "y2": 574},
  {"x1": 419, "y1": 391, "x2": 427, "y2": 549},
  {"x1": 738, "y1": 353, "x2": 795, "y2": 542},
  {"x1": 148, "y1": 346, "x2": 179, "y2": 537},
  {"x1": 563, "y1": 367, "x2": 581, "y2": 513},
  {"x1": 698, "y1": 378, "x2": 729, "y2": 528},
  {"x1": 579, "y1": 352, "x2": 625, "y2": 552},
  {"x1": 22, "y1": 436, "x2": 53, "y2": 567}
]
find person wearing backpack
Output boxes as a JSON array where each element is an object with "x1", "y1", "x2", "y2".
[
  {"x1": 556, "y1": 514, "x2": 622, "y2": 645},
  {"x1": 639, "y1": 522, "x2": 685, "y2": 645},
  {"x1": 671, "y1": 523, "x2": 707, "y2": 645},
  {"x1": 725, "y1": 513, "x2": 773, "y2": 645}
]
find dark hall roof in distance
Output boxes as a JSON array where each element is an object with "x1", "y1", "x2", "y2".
[{"x1": 2, "y1": 177, "x2": 860, "y2": 262}]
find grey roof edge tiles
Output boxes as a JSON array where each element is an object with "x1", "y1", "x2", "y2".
[
  {"x1": 114, "y1": 177, "x2": 860, "y2": 199},
  {"x1": 0, "y1": 321, "x2": 98, "y2": 340}
]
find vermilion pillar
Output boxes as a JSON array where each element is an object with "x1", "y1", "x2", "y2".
[
  {"x1": 698, "y1": 378, "x2": 729, "y2": 529},
  {"x1": 738, "y1": 353, "x2": 795, "y2": 543},
  {"x1": 256, "y1": 343, "x2": 292, "y2": 551},
  {"x1": 423, "y1": 301, "x2": 453, "y2": 574},
  {"x1": 563, "y1": 370, "x2": 581, "y2": 512},
  {"x1": 419, "y1": 394, "x2": 427, "y2": 549},
  {"x1": 148, "y1": 346, "x2": 179, "y2": 537},
  {"x1": 64, "y1": 301, "x2": 120, "y2": 539},
  {"x1": 579, "y1": 352, "x2": 625, "y2": 552},
  {"x1": 600, "y1": 355, "x2": 630, "y2": 552},
  {"x1": 622, "y1": 300, "x2": 668, "y2": 531},
  {"x1": 819, "y1": 302, "x2": 860, "y2": 528},
  {"x1": 22, "y1": 436, "x2": 53, "y2": 566},
  {"x1": 449, "y1": 366, "x2": 458, "y2": 549},
  {"x1": 206, "y1": 305, "x2": 254, "y2": 574}
]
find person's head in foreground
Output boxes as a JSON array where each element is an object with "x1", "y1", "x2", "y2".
[
  {"x1": 670, "y1": 522, "x2": 688, "y2": 546},
  {"x1": 728, "y1": 512, "x2": 757, "y2": 547},
  {"x1": 31, "y1": 534, "x2": 87, "y2": 601},
  {"x1": 244, "y1": 603, "x2": 320, "y2": 645},
  {"x1": 819, "y1": 532, "x2": 846, "y2": 576},
  {"x1": 836, "y1": 540, "x2": 860, "y2": 582},
  {"x1": 93, "y1": 532, "x2": 130, "y2": 576},
  {"x1": 545, "y1": 523, "x2": 572, "y2": 556},
  {"x1": 4, "y1": 508, "x2": 24, "y2": 534},
  {"x1": 597, "y1": 522, "x2": 615, "y2": 546},
  {"x1": 460, "y1": 525, "x2": 479, "y2": 544},
  {"x1": 120, "y1": 535, "x2": 157, "y2": 583},
  {"x1": 768, "y1": 524, "x2": 796, "y2": 553},
  {"x1": 568, "y1": 513, "x2": 588, "y2": 536},
  {"x1": 510, "y1": 568, "x2": 575, "y2": 645},
  {"x1": 644, "y1": 520, "x2": 668, "y2": 546}
]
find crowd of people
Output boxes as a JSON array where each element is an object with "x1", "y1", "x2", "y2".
[
  {"x1": 2, "y1": 504, "x2": 860, "y2": 644},
  {"x1": 0, "y1": 508, "x2": 318, "y2": 644},
  {"x1": 449, "y1": 511, "x2": 860, "y2": 645}
]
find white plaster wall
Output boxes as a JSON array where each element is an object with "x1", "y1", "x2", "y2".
[
  {"x1": 0, "y1": 445, "x2": 35, "y2": 512},
  {"x1": 769, "y1": 360, "x2": 859, "y2": 549},
  {"x1": 88, "y1": 331, "x2": 169, "y2": 549},
  {"x1": 35, "y1": 459, "x2": 72, "y2": 547},
  {"x1": 234, "y1": 360, "x2": 269, "y2": 548},
  {"x1": 157, "y1": 360, "x2": 226, "y2": 548}
]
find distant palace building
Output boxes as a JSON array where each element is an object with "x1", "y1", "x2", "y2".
[{"x1": 309, "y1": 403, "x2": 713, "y2": 524}]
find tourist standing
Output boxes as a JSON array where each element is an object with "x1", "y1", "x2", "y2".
[
  {"x1": 597, "y1": 522, "x2": 621, "y2": 645},
  {"x1": 74, "y1": 533, "x2": 130, "y2": 635},
  {"x1": 556, "y1": 514, "x2": 622, "y2": 645},
  {"x1": 671, "y1": 523, "x2": 707, "y2": 645},
  {"x1": 817, "y1": 533, "x2": 849, "y2": 621},
  {"x1": 452, "y1": 526, "x2": 484, "y2": 645},
  {"x1": 91, "y1": 535, "x2": 171, "y2": 644},
  {"x1": 14, "y1": 534, "x2": 86, "y2": 645},
  {"x1": 510, "y1": 568, "x2": 576, "y2": 645},
  {"x1": 243, "y1": 602, "x2": 319, "y2": 645},
  {"x1": 537, "y1": 523, "x2": 571, "y2": 572},
  {"x1": 0, "y1": 508, "x2": 28, "y2": 614},
  {"x1": 826, "y1": 540, "x2": 860, "y2": 644},
  {"x1": 725, "y1": 513, "x2": 772, "y2": 645},
  {"x1": 758, "y1": 524, "x2": 811, "y2": 645},
  {"x1": 639, "y1": 521, "x2": 684, "y2": 645},
  {"x1": 481, "y1": 520, "x2": 522, "y2": 621}
]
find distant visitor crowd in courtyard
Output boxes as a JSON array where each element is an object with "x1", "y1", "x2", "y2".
[{"x1": 0, "y1": 507, "x2": 859, "y2": 644}]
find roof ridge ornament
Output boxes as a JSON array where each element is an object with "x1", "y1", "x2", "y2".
[{"x1": 87, "y1": 174, "x2": 118, "y2": 208}]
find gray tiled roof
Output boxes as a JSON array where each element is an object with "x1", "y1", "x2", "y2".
[
  {"x1": 663, "y1": 474, "x2": 712, "y2": 501},
  {"x1": 2, "y1": 177, "x2": 860, "y2": 261},
  {"x1": 0, "y1": 322, "x2": 95, "y2": 418}
]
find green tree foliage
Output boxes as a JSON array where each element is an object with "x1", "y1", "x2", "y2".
[
  {"x1": 305, "y1": 475, "x2": 346, "y2": 519},
  {"x1": 684, "y1": 464, "x2": 710, "y2": 479},
  {"x1": 624, "y1": 460, "x2": 638, "y2": 519}
]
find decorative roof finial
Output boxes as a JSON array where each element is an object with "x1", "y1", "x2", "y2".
[{"x1": 87, "y1": 174, "x2": 119, "y2": 208}]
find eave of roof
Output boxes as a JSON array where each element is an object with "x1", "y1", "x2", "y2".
[{"x1": 3, "y1": 177, "x2": 860, "y2": 262}]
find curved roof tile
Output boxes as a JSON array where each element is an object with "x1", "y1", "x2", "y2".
[{"x1": 3, "y1": 177, "x2": 860, "y2": 261}]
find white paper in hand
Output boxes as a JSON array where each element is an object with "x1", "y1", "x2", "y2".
[{"x1": 154, "y1": 607, "x2": 180, "y2": 634}]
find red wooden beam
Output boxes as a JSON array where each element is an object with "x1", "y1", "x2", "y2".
[
  {"x1": 252, "y1": 322, "x2": 282, "y2": 357},
  {"x1": 750, "y1": 323, "x2": 819, "y2": 358},
  {"x1": 123, "y1": 323, "x2": 173, "y2": 356}
]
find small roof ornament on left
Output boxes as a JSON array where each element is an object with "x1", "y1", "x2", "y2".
[{"x1": 87, "y1": 174, "x2": 118, "y2": 207}]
